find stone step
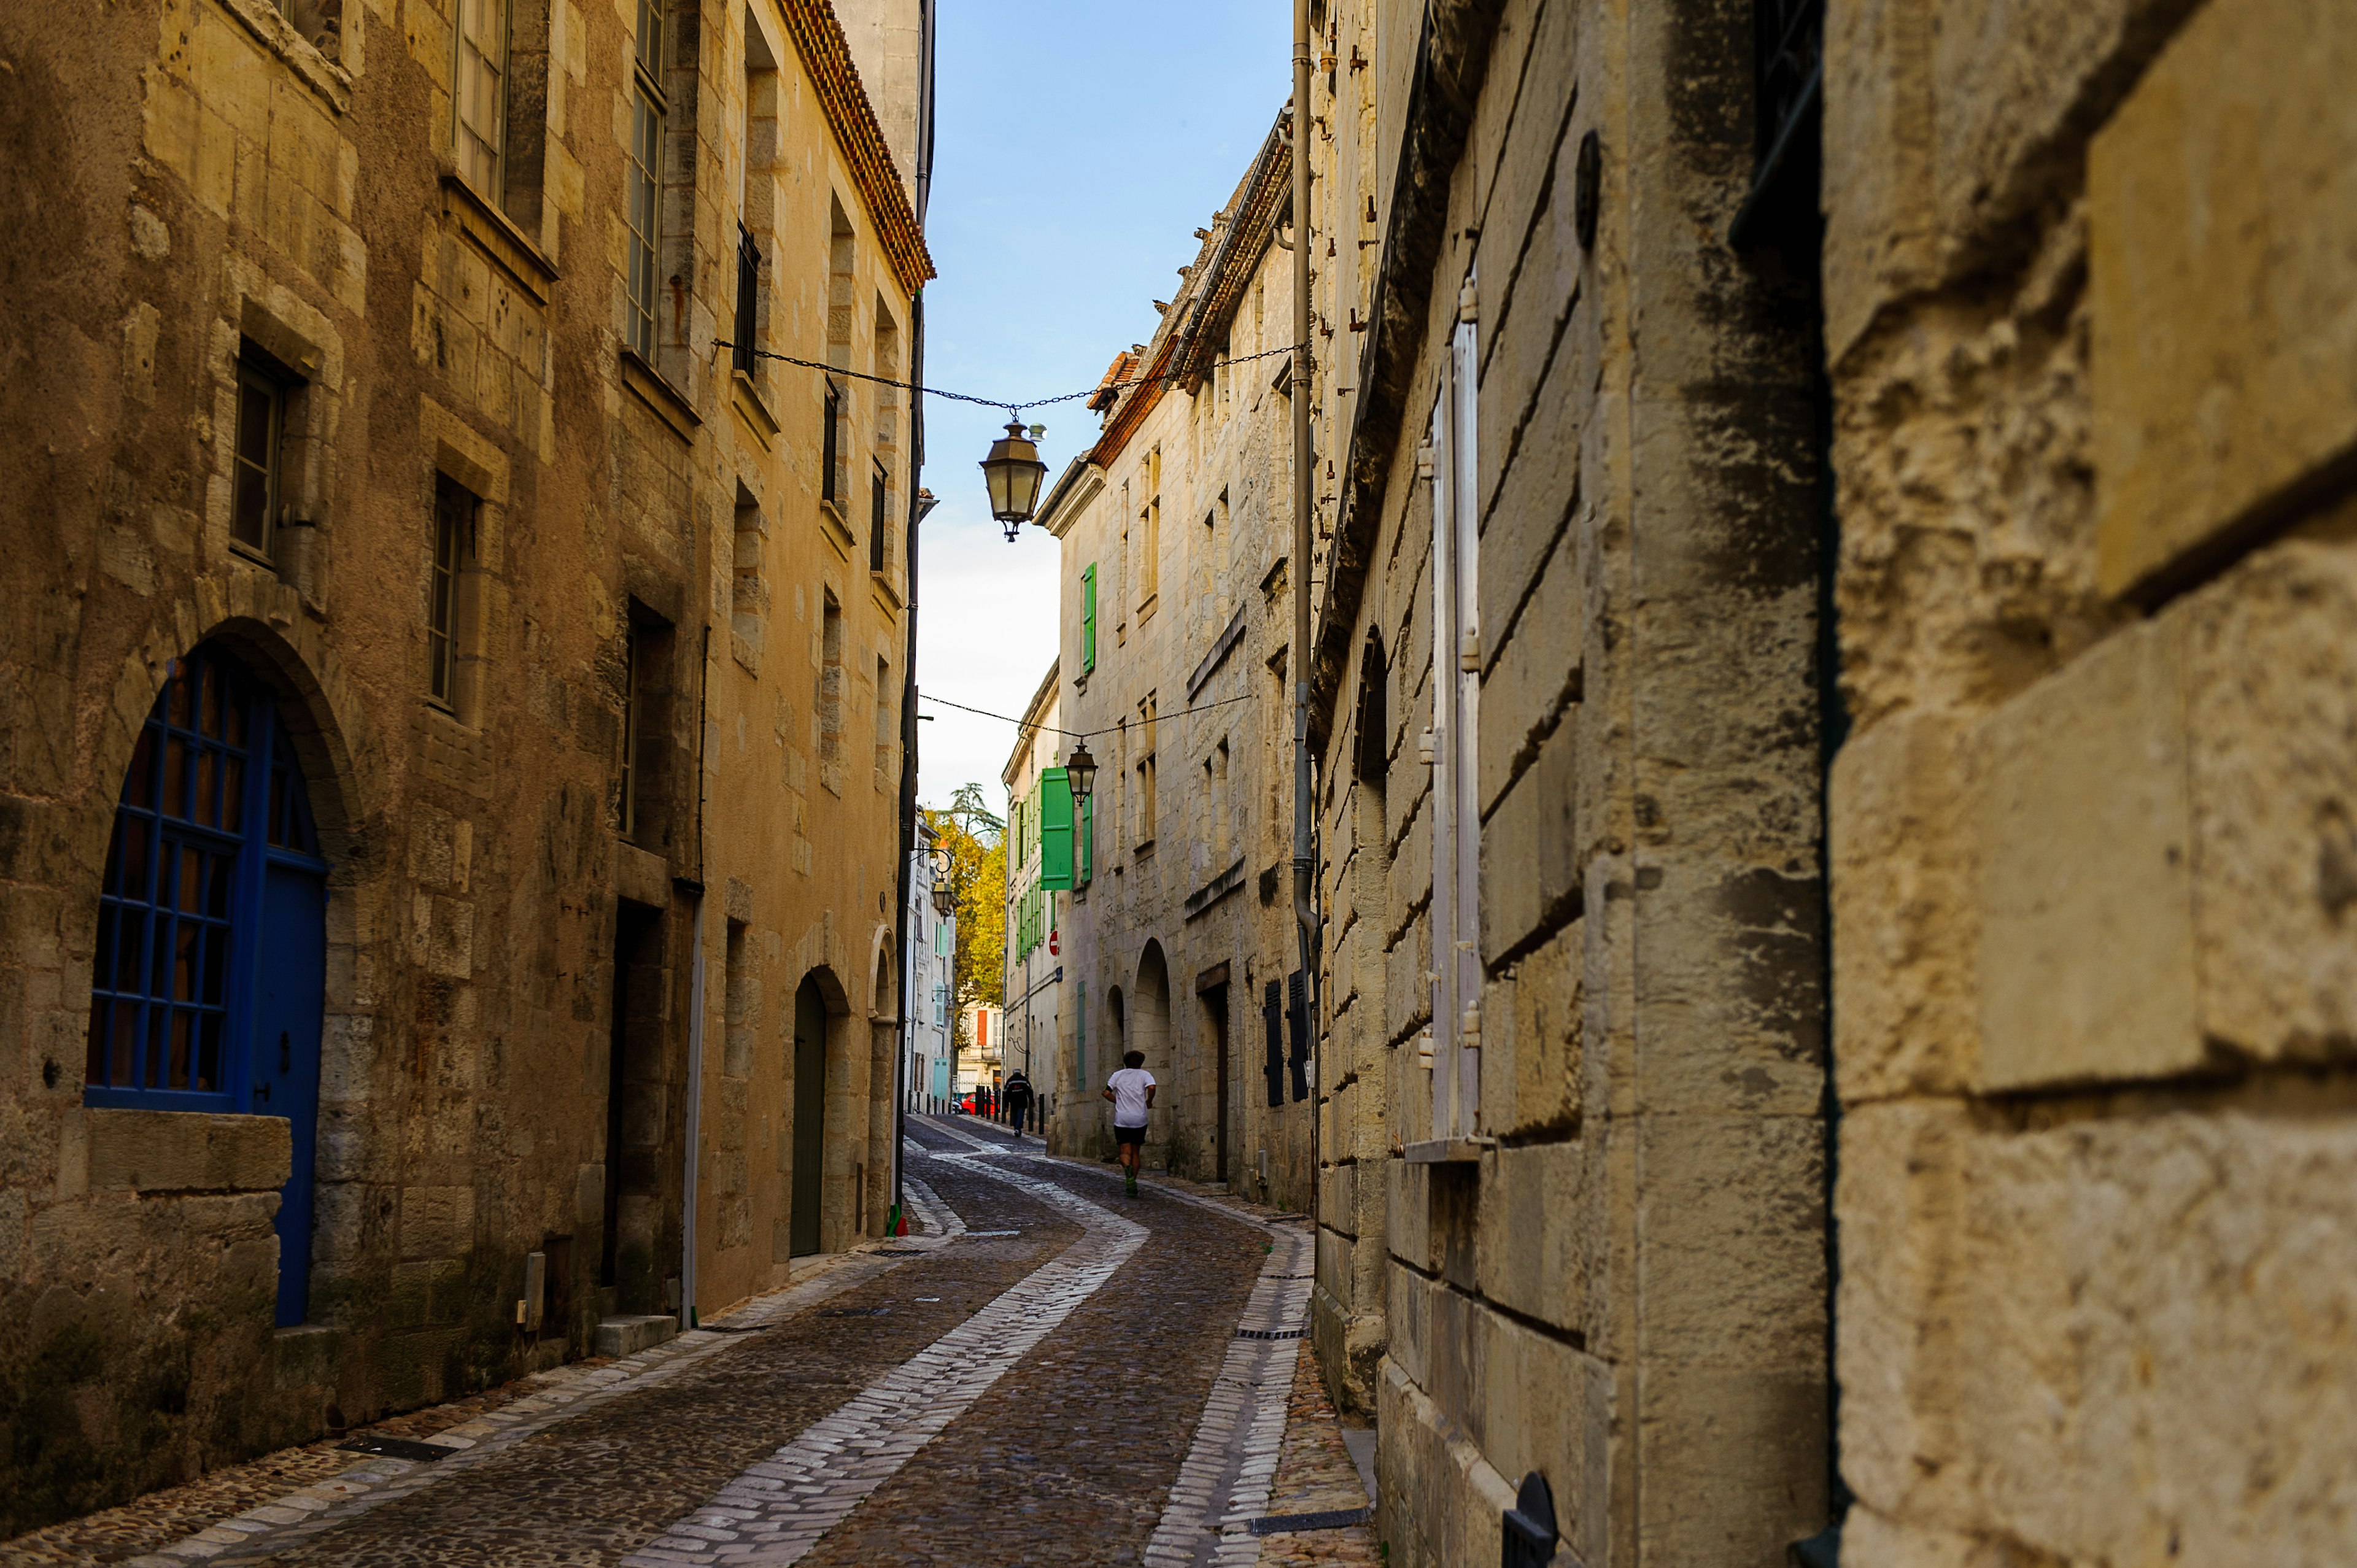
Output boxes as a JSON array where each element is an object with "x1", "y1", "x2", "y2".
[{"x1": 594, "y1": 1315, "x2": 679, "y2": 1358}]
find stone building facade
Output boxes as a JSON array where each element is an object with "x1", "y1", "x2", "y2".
[
  {"x1": 1291, "y1": 0, "x2": 2357, "y2": 1564},
  {"x1": 999, "y1": 658, "x2": 1062, "y2": 1120},
  {"x1": 1037, "y1": 123, "x2": 1318, "y2": 1203},
  {"x1": 904, "y1": 820, "x2": 954, "y2": 1114},
  {"x1": 1822, "y1": 0, "x2": 2357, "y2": 1561},
  {"x1": 0, "y1": 0, "x2": 929, "y2": 1533},
  {"x1": 1300, "y1": 0, "x2": 1830, "y2": 1562}
]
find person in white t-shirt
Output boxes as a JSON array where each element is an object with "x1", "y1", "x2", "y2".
[{"x1": 1102, "y1": 1050, "x2": 1156, "y2": 1196}]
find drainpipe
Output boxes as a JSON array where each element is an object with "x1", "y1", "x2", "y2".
[
  {"x1": 679, "y1": 625, "x2": 712, "y2": 1327},
  {"x1": 1290, "y1": 0, "x2": 1320, "y2": 1224}
]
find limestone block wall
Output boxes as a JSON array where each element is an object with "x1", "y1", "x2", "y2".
[
  {"x1": 1825, "y1": 0, "x2": 2357, "y2": 1559},
  {"x1": 1308, "y1": 0, "x2": 1831, "y2": 1562},
  {"x1": 0, "y1": 0, "x2": 919, "y2": 1531}
]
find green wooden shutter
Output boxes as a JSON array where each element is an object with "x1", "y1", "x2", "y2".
[
  {"x1": 1080, "y1": 794, "x2": 1093, "y2": 884},
  {"x1": 1082, "y1": 565, "x2": 1097, "y2": 671},
  {"x1": 1040, "y1": 769, "x2": 1072, "y2": 889}
]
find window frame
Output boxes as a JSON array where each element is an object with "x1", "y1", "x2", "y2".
[
  {"x1": 427, "y1": 477, "x2": 471, "y2": 711},
  {"x1": 230, "y1": 357, "x2": 288, "y2": 558},
  {"x1": 624, "y1": 0, "x2": 667, "y2": 361},
  {"x1": 452, "y1": 0, "x2": 509, "y2": 198},
  {"x1": 822, "y1": 380, "x2": 843, "y2": 505},
  {"x1": 619, "y1": 624, "x2": 643, "y2": 838},
  {"x1": 84, "y1": 647, "x2": 327, "y2": 1113}
]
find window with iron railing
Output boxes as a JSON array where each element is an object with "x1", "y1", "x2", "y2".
[
  {"x1": 821, "y1": 382, "x2": 842, "y2": 505},
  {"x1": 733, "y1": 223, "x2": 760, "y2": 378}
]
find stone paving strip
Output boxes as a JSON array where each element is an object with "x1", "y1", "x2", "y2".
[
  {"x1": 1246, "y1": 1348, "x2": 1380, "y2": 1567},
  {"x1": 77, "y1": 1161, "x2": 1022, "y2": 1568},
  {"x1": 619, "y1": 1145, "x2": 1145, "y2": 1566},
  {"x1": 919, "y1": 1117, "x2": 1320, "y2": 1568}
]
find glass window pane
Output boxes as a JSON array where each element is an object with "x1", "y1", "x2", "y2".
[
  {"x1": 206, "y1": 851, "x2": 231, "y2": 919},
  {"x1": 163, "y1": 735, "x2": 188, "y2": 819},
  {"x1": 232, "y1": 465, "x2": 270, "y2": 547},
  {"x1": 224, "y1": 688, "x2": 247, "y2": 747},
  {"x1": 111, "y1": 1001, "x2": 137, "y2": 1086},
  {"x1": 236, "y1": 382, "x2": 273, "y2": 466},
  {"x1": 120, "y1": 814, "x2": 149, "y2": 901},
  {"x1": 167, "y1": 1011, "x2": 192, "y2": 1090},
  {"x1": 222, "y1": 754, "x2": 245, "y2": 835},
  {"x1": 198, "y1": 1014, "x2": 222, "y2": 1094},
  {"x1": 116, "y1": 908, "x2": 145, "y2": 994},
  {"x1": 168, "y1": 663, "x2": 192, "y2": 727},
  {"x1": 195, "y1": 749, "x2": 217, "y2": 826},
  {"x1": 174, "y1": 919, "x2": 198, "y2": 1000},
  {"x1": 200, "y1": 658, "x2": 223, "y2": 736},
  {"x1": 201, "y1": 922, "x2": 227, "y2": 1005}
]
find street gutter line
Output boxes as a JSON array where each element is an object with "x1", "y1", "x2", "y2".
[{"x1": 621, "y1": 1144, "x2": 1145, "y2": 1566}]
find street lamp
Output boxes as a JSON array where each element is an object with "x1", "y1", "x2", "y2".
[
  {"x1": 980, "y1": 419, "x2": 1048, "y2": 541},
  {"x1": 1062, "y1": 740, "x2": 1097, "y2": 803},
  {"x1": 927, "y1": 842, "x2": 958, "y2": 918}
]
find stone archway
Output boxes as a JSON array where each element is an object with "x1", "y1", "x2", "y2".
[
  {"x1": 1133, "y1": 942, "x2": 1172, "y2": 1072},
  {"x1": 72, "y1": 581, "x2": 394, "y2": 1329}
]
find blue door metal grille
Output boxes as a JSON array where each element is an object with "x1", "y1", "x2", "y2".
[{"x1": 85, "y1": 645, "x2": 322, "y2": 1110}]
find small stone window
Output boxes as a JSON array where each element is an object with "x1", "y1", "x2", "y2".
[
  {"x1": 231, "y1": 351, "x2": 293, "y2": 555},
  {"x1": 428, "y1": 476, "x2": 479, "y2": 714},
  {"x1": 619, "y1": 608, "x2": 676, "y2": 848},
  {"x1": 870, "y1": 459, "x2": 889, "y2": 573},
  {"x1": 822, "y1": 380, "x2": 843, "y2": 506}
]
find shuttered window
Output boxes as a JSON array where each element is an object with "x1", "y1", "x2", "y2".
[
  {"x1": 1080, "y1": 564, "x2": 1097, "y2": 671},
  {"x1": 1039, "y1": 768, "x2": 1073, "y2": 889}
]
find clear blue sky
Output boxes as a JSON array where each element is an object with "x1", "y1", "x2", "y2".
[{"x1": 913, "y1": 1, "x2": 1292, "y2": 817}]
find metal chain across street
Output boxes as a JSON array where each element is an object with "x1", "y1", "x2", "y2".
[
  {"x1": 708, "y1": 339, "x2": 1308, "y2": 419},
  {"x1": 918, "y1": 689, "x2": 1258, "y2": 741}
]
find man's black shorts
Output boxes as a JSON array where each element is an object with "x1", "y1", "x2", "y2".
[{"x1": 1114, "y1": 1124, "x2": 1147, "y2": 1147}]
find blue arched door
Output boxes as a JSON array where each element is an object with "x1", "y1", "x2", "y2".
[{"x1": 85, "y1": 643, "x2": 329, "y2": 1327}]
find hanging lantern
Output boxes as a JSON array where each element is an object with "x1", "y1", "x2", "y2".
[
  {"x1": 980, "y1": 418, "x2": 1048, "y2": 541},
  {"x1": 1062, "y1": 740, "x2": 1097, "y2": 804},
  {"x1": 927, "y1": 841, "x2": 957, "y2": 917}
]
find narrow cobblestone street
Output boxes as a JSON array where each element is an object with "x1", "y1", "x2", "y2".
[{"x1": 2, "y1": 1122, "x2": 1376, "y2": 1568}]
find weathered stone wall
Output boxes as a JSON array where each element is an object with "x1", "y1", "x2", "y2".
[
  {"x1": 0, "y1": 0, "x2": 916, "y2": 1531},
  {"x1": 1042, "y1": 138, "x2": 1315, "y2": 1209},
  {"x1": 1825, "y1": 0, "x2": 2357, "y2": 1559},
  {"x1": 1308, "y1": 0, "x2": 1831, "y2": 1562}
]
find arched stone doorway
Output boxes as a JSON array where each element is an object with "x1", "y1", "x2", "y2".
[
  {"x1": 85, "y1": 640, "x2": 330, "y2": 1327},
  {"x1": 1133, "y1": 943, "x2": 1171, "y2": 1070}
]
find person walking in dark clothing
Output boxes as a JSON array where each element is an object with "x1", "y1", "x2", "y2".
[{"x1": 1003, "y1": 1072, "x2": 1034, "y2": 1137}]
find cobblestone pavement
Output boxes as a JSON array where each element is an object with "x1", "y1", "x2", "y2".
[{"x1": 4, "y1": 1123, "x2": 1384, "y2": 1568}]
